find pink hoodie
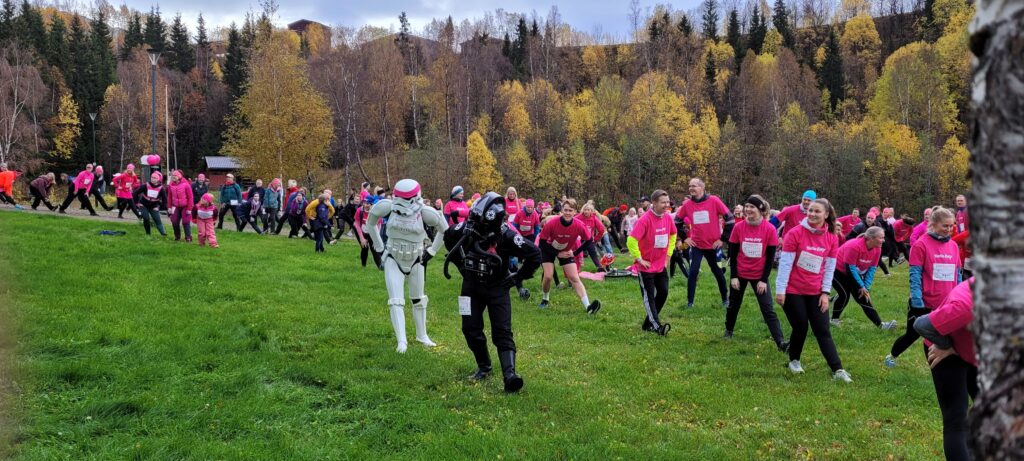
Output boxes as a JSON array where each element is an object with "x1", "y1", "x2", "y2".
[
  {"x1": 166, "y1": 172, "x2": 194, "y2": 210},
  {"x1": 73, "y1": 170, "x2": 94, "y2": 194}
]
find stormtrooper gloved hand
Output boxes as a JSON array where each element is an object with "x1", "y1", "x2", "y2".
[{"x1": 421, "y1": 248, "x2": 435, "y2": 267}]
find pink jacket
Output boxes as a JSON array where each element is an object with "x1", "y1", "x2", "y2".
[
  {"x1": 443, "y1": 200, "x2": 470, "y2": 226},
  {"x1": 113, "y1": 174, "x2": 139, "y2": 199},
  {"x1": 73, "y1": 170, "x2": 94, "y2": 194},
  {"x1": 166, "y1": 180, "x2": 194, "y2": 210}
]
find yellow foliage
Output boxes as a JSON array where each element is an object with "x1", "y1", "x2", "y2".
[
  {"x1": 932, "y1": 0, "x2": 970, "y2": 35},
  {"x1": 210, "y1": 60, "x2": 224, "y2": 81},
  {"x1": 762, "y1": 30, "x2": 782, "y2": 55},
  {"x1": 473, "y1": 113, "x2": 491, "y2": 139},
  {"x1": 537, "y1": 141, "x2": 587, "y2": 198},
  {"x1": 869, "y1": 42, "x2": 958, "y2": 136},
  {"x1": 874, "y1": 120, "x2": 920, "y2": 181},
  {"x1": 466, "y1": 131, "x2": 503, "y2": 193},
  {"x1": 565, "y1": 89, "x2": 596, "y2": 143},
  {"x1": 814, "y1": 46, "x2": 826, "y2": 69},
  {"x1": 840, "y1": 14, "x2": 882, "y2": 97},
  {"x1": 498, "y1": 80, "x2": 531, "y2": 141},
  {"x1": 704, "y1": 40, "x2": 735, "y2": 93},
  {"x1": 504, "y1": 141, "x2": 536, "y2": 196},
  {"x1": 581, "y1": 45, "x2": 607, "y2": 84},
  {"x1": 303, "y1": 23, "x2": 331, "y2": 57},
  {"x1": 221, "y1": 35, "x2": 334, "y2": 182},
  {"x1": 49, "y1": 89, "x2": 80, "y2": 159},
  {"x1": 938, "y1": 135, "x2": 970, "y2": 200}
]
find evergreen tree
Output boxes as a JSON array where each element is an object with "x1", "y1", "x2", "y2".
[
  {"x1": 501, "y1": 32, "x2": 511, "y2": 57},
  {"x1": 224, "y1": 23, "x2": 247, "y2": 100},
  {"x1": 677, "y1": 14, "x2": 692, "y2": 38},
  {"x1": 0, "y1": 0, "x2": 14, "y2": 43},
  {"x1": 120, "y1": 11, "x2": 143, "y2": 60},
  {"x1": 66, "y1": 15, "x2": 90, "y2": 160},
  {"x1": 725, "y1": 9, "x2": 743, "y2": 63},
  {"x1": 46, "y1": 14, "x2": 67, "y2": 72},
  {"x1": 819, "y1": 27, "x2": 845, "y2": 110},
  {"x1": 17, "y1": 0, "x2": 47, "y2": 56},
  {"x1": 167, "y1": 13, "x2": 194, "y2": 73},
  {"x1": 298, "y1": 34, "x2": 310, "y2": 59},
  {"x1": 701, "y1": 0, "x2": 719, "y2": 41},
  {"x1": 749, "y1": 5, "x2": 768, "y2": 54},
  {"x1": 195, "y1": 13, "x2": 210, "y2": 76},
  {"x1": 705, "y1": 51, "x2": 717, "y2": 88},
  {"x1": 510, "y1": 17, "x2": 530, "y2": 81},
  {"x1": 772, "y1": 0, "x2": 795, "y2": 49},
  {"x1": 88, "y1": 9, "x2": 116, "y2": 116},
  {"x1": 143, "y1": 7, "x2": 167, "y2": 51}
]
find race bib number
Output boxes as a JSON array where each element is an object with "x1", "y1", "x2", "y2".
[
  {"x1": 458, "y1": 296, "x2": 472, "y2": 316},
  {"x1": 519, "y1": 224, "x2": 533, "y2": 232},
  {"x1": 933, "y1": 263, "x2": 956, "y2": 282},
  {"x1": 693, "y1": 210, "x2": 710, "y2": 225},
  {"x1": 198, "y1": 210, "x2": 213, "y2": 219},
  {"x1": 83, "y1": 179, "x2": 91, "y2": 185},
  {"x1": 551, "y1": 240, "x2": 568, "y2": 251},
  {"x1": 742, "y1": 241, "x2": 763, "y2": 258},
  {"x1": 797, "y1": 251, "x2": 823, "y2": 274},
  {"x1": 146, "y1": 189, "x2": 159, "y2": 199},
  {"x1": 230, "y1": 200, "x2": 238, "y2": 206},
  {"x1": 654, "y1": 234, "x2": 669, "y2": 249}
]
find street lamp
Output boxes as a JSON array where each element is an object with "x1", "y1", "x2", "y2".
[
  {"x1": 147, "y1": 48, "x2": 161, "y2": 163},
  {"x1": 88, "y1": 112, "x2": 97, "y2": 164}
]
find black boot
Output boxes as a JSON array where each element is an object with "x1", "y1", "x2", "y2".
[
  {"x1": 468, "y1": 342, "x2": 492, "y2": 381},
  {"x1": 498, "y1": 350, "x2": 523, "y2": 393}
]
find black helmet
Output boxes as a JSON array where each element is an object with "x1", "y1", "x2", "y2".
[{"x1": 468, "y1": 191, "x2": 506, "y2": 237}]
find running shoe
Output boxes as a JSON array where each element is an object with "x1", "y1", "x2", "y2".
[
  {"x1": 829, "y1": 319, "x2": 841, "y2": 327},
  {"x1": 721, "y1": 299, "x2": 729, "y2": 309},
  {"x1": 586, "y1": 300, "x2": 601, "y2": 315},
  {"x1": 778, "y1": 341, "x2": 790, "y2": 353},
  {"x1": 657, "y1": 323, "x2": 671, "y2": 336},
  {"x1": 14, "y1": 204, "x2": 23, "y2": 210},
  {"x1": 788, "y1": 360, "x2": 805, "y2": 374},
  {"x1": 723, "y1": 330, "x2": 733, "y2": 339},
  {"x1": 880, "y1": 320, "x2": 897, "y2": 330},
  {"x1": 539, "y1": 299, "x2": 549, "y2": 309},
  {"x1": 684, "y1": 303, "x2": 694, "y2": 310},
  {"x1": 518, "y1": 287, "x2": 531, "y2": 300},
  {"x1": 833, "y1": 369, "x2": 853, "y2": 383},
  {"x1": 884, "y1": 354, "x2": 897, "y2": 368}
]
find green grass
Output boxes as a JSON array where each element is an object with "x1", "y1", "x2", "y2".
[{"x1": 0, "y1": 211, "x2": 943, "y2": 459}]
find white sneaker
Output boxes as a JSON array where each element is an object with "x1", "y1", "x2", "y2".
[
  {"x1": 829, "y1": 319, "x2": 841, "y2": 327},
  {"x1": 833, "y1": 369, "x2": 853, "y2": 383},
  {"x1": 788, "y1": 360, "x2": 805, "y2": 374},
  {"x1": 880, "y1": 320, "x2": 897, "y2": 330}
]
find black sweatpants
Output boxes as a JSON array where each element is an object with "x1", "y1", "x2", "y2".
[
  {"x1": 59, "y1": 190, "x2": 96, "y2": 214},
  {"x1": 890, "y1": 303, "x2": 931, "y2": 358},
  {"x1": 90, "y1": 188, "x2": 113, "y2": 211},
  {"x1": 638, "y1": 269, "x2": 669, "y2": 330},
  {"x1": 218, "y1": 203, "x2": 240, "y2": 229},
  {"x1": 0, "y1": 192, "x2": 17, "y2": 205},
  {"x1": 687, "y1": 247, "x2": 728, "y2": 305},
  {"x1": 238, "y1": 215, "x2": 263, "y2": 234},
  {"x1": 782, "y1": 294, "x2": 843, "y2": 372},
  {"x1": 29, "y1": 188, "x2": 54, "y2": 210},
  {"x1": 116, "y1": 197, "x2": 140, "y2": 218},
  {"x1": 313, "y1": 227, "x2": 328, "y2": 252},
  {"x1": 669, "y1": 249, "x2": 689, "y2": 278},
  {"x1": 929, "y1": 350, "x2": 978, "y2": 461},
  {"x1": 287, "y1": 215, "x2": 306, "y2": 238},
  {"x1": 263, "y1": 207, "x2": 279, "y2": 232},
  {"x1": 726, "y1": 278, "x2": 785, "y2": 346},
  {"x1": 461, "y1": 284, "x2": 515, "y2": 369},
  {"x1": 334, "y1": 213, "x2": 355, "y2": 240},
  {"x1": 360, "y1": 244, "x2": 383, "y2": 267},
  {"x1": 832, "y1": 269, "x2": 883, "y2": 326}
]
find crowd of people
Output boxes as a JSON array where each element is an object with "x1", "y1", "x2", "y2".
[{"x1": 0, "y1": 161, "x2": 978, "y2": 460}]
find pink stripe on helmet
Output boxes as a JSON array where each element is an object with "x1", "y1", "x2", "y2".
[{"x1": 394, "y1": 183, "x2": 421, "y2": 199}]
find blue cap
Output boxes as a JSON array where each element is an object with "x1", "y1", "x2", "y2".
[
  {"x1": 451, "y1": 186, "x2": 464, "y2": 199},
  {"x1": 802, "y1": 190, "x2": 817, "y2": 200}
]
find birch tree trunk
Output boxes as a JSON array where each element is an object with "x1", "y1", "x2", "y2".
[{"x1": 967, "y1": 1, "x2": 1024, "y2": 459}]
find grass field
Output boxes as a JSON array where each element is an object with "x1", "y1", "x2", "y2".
[{"x1": 0, "y1": 210, "x2": 945, "y2": 459}]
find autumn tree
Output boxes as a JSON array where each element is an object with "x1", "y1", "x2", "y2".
[
  {"x1": 869, "y1": 41, "x2": 957, "y2": 139},
  {"x1": 503, "y1": 140, "x2": 536, "y2": 197},
  {"x1": 48, "y1": 84, "x2": 80, "y2": 160},
  {"x1": 221, "y1": 34, "x2": 333, "y2": 187},
  {"x1": 0, "y1": 43, "x2": 45, "y2": 164},
  {"x1": 466, "y1": 130, "x2": 503, "y2": 193},
  {"x1": 819, "y1": 26, "x2": 844, "y2": 110},
  {"x1": 537, "y1": 140, "x2": 587, "y2": 199},
  {"x1": 839, "y1": 14, "x2": 881, "y2": 105}
]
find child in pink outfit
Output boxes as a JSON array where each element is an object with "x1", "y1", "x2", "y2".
[{"x1": 193, "y1": 193, "x2": 219, "y2": 248}]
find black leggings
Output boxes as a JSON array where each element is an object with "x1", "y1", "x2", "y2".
[
  {"x1": 238, "y1": 215, "x2": 263, "y2": 234},
  {"x1": 584, "y1": 243, "x2": 603, "y2": 270},
  {"x1": 287, "y1": 215, "x2": 309, "y2": 238},
  {"x1": 0, "y1": 192, "x2": 17, "y2": 205},
  {"x1": 90, "y1": 188, "x2": 112, "y2": 210},
  {"x1": 727, "y1": 278, "x2": 785, "y2": 346},
  {"x1": 29, "y1": 189, "x2": 53, "y2": 210},
  {"x1": 687, "y1": 247, "x2": 729, "y2": 305},
  {"x1": 929, "y1": 351, "x2": 978, "y2": 461},
  {"x1": 890, "y1": 303, "x2": 931, "y2": 358},
  {"x1": 669, "y1": 249, "x2": 689, "y2": 278},
  {"x1": 334, "y1": 213, "x2": 355, "y2": 240},
  {"x1": 877, "y1": 258, "x2": 890, "y2": 275},
  {"x1": 59, "y1": 190, "x2": 95, "y2": 214},
  {"x1": 116, "y1": 198, "x2": 139, "y2": 218},
  {"x1": 218, "y1": 203, "x2": 240, "y2": 228},
  {"x1": 782, "y1": 294, "x2": 843, "y2": 371},
  {"x1": 638, "y1": 269, "x2": 669, "y2": 330},
  {"x1": 832, "y1": 269, "x2": 883, "y2": 326},
  {"x1": 608, "y1": 223, "x2": 624, "y2": 250},
  {"x1": 894, "y1": 241, "x2": 911, "y2": 262},
  {"x1": 314, "y1": 227, "x2": 328, "y2": 252}
]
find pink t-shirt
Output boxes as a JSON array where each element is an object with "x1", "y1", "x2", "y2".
[
  {"x1": 836, "y1": 215, "x2": 862, "y2": 236},
  {"x1": 629, "y1": 210, "x2": 676, "y2": 273},
  {"x1": 729, "y1": 219, "x2": 778, "y2": 280},
  {"x1": 955, "y1": 208, "x2": 969, "y2": 234},
  {"x1": 512, "y1": 210, "x2": 540, "y2": 236},
  {"x1": 910, "y1": 235, "x2": 962, "y2": 308},
  {"x1": 930, "y1": 278, "x2": 976, "y2": 367},
  {"x1": 893, "y1": 220, "x2": 913, "y2": 242},
  {"x1": 113, "y1": 174, "x2": 139, "y2": 199},
  {"x1": 577, "y1": 213, "x2": 606, "y2": 240},
  {"x1": 539, "y1": 216, "x2": 592, "y2": 252},
  {"x1": 675, "y1": 195, "x2": 730, "y2": 249},
  {"x1": 781, "y1": 224, "x2": 839, "y2": 296},
  {"x1": 909, "y1": 221, "x2": 929, "y2": 246},
  {"x1": 776, "y1": 204, "x2": 807, "y2": 235},
  {"x1": 836, "y1": 238, "x2": 881, "y2": 274},
  {"x1": 505, "y1": 197, "x2": 520, "y2": 217},
  {"x1": 443, "y1": 200, "x2": 470, "y2": 226}
]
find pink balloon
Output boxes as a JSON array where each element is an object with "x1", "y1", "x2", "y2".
[{"x1": 146, "y1": 155, "x2": 161, "y2": 166}]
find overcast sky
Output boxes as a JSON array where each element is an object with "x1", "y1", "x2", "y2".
[{"x1": 112, "y1": 1, "x2": 703, "y2": 43}]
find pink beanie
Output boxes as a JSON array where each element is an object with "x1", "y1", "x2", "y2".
[
  {"x1": 95, "y1": 166, "x2": 103, "y2": 173},
  {"x1": 150, "y1": 171, "x2": 162, "y2": 182},
  {"x1": 127, "y1": 163, "x2": 135, "y2": 170},
  {"x1": 271, "y1": 178, "x2": 281, "y2": 188},
  {"x1": 869, "y1": 207, "x2": 881, "y2": 216},
  {"x1": 201, "y1": 193, "x2": 214, "y2": 203},
  {"x1": 197, "y1": 173, "x2": 206, "y2": 181},
  {"x1": 524, "y1": 199, "x2": 535, "y2": 208}
]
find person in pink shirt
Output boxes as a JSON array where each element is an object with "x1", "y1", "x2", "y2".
[
  {"x1": 58, "y1": 164, "x2": 98, "y2": 215},
  {"x1": 504, "y1": 187, "x2": 521, "y2": 218},
  {"x1": 772, "y1": 189, "x2": 816, "y2": 236},
  {"x1": 909, "y1": 207, "x2": 933, "y2": 246},
  {"x1": 578, "y1": 201, "x2": 608, "y2": 271},
  {"x1": 836, "y1": 208, "x2": 861, "y2": 236},
  {"x1": 537, "y1": 198, "x2": 601, "y2": 314},
  {"x1": 774, "y1": 198, "x2": 852, "y2": 382},
  {"x1": 830, "y1": 227, "x2": 897, "y2": 329},
  {"x1": 726, "y1": 195, "x2": 786, "y2": 350},
  {"x1": 912, "y1": 278, "x2": 977, "y2": 461},
  {"x1": 675, "y1": 177, "x2": 734, "y2": 309},
  {"x1": 192, "y1": 193, "x2": 219, "y2": 248},
  {"x1": 512, "y1": 199, "x2": 540, "y2": 239},
  {"x1": 112, "y1": 164, "x2": 141, "y2": 219},
  {"x1": 886, "y1": 206, "x2": 961, "y2": 368},
  {"x1": 444, "y1": 186, "x2": 470, "y2": 226},
  {"x1": 892, "y1": 214, "x2": 916, "y2": 263},
  {"x1": 166, "y1": 170, "x2": 195, "y2": 242},
  {"x1": 954, "y1": 194, "x2": 968, "y2": 234},
  {"x1": 628, "y1": 190, "x2": 676, "y2": 336}
]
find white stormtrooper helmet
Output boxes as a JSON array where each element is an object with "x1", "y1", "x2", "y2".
[{"x1": 392, "y1": 179, "x2": 423, "y2": 216}]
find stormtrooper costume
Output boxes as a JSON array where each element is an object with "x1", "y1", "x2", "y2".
[
  {"x1": 443, "y1": 192, "x2": 541, "y2": 392},
  {"x1": 364, "y1": 179, "x2": 449, "y2": 353}
]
